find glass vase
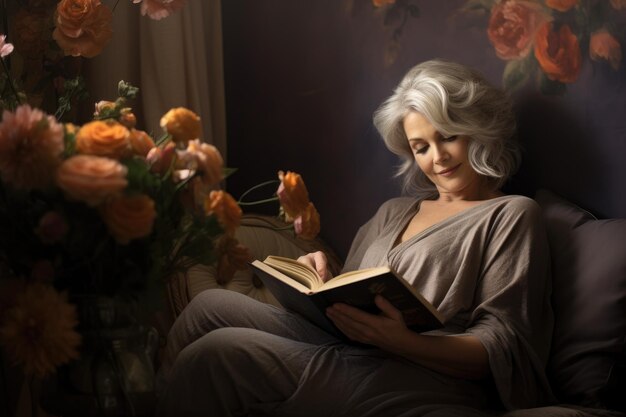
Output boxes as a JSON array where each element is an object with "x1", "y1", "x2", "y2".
[{"x1": 41, "y1": 296, "x2": 159, "y2": 417}]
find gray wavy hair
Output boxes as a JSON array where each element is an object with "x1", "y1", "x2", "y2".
[{"x1": 373, "y1": 59, "x2": 521, "y2": 196}]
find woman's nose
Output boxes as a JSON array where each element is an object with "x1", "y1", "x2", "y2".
[{"x1": 433, "y1": 145, "x2": 449, "y2": 164}]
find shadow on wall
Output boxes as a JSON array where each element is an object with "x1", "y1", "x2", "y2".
[{"x1": 511, "y1": 94, "x2": 609, "y2": 218}]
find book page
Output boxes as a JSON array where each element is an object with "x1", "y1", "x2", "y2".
[
  {"x1": 263, "y1": 256, "x2": 323, "y2": 289},
  {"x1": 319, "y1": 266, "x2": 392, "y2": 291}
]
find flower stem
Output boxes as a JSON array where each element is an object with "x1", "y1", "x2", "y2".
[
  {"x1": 29, "y1": 374, "x2": 38, "y2": 417},
  {"x1": 237, "y1": 180, "x2": 280, "y2": 204},
  {"x1": 112, "y1": 0, "x2": 121, "y2": 13},
  {"x1": 237, "y1": 197, "x2": 279, "y2": 206}
]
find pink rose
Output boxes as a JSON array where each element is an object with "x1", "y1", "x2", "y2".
[
  {"x1": 487, "y1": 0, "x2": 550, "y2": 60},
  {"x1": 0, "y1": 34, "x2": 14, "y2": 57}
]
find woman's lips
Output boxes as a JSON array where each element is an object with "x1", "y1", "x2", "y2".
[{"x1": 436, "y1": 164, "x2": 461, "y2": 176}]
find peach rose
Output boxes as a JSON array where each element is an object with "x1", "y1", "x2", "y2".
[
  {"x1": 93, "y1": 100, "x2": 115, "y2": 117},
  {"x1": 590, "y1": 30, "x2": 622, "y2": 71},
  {"x1": 76, "y1": 120, "x2": 131, "y2": 159},
  {"x1": 277, "y1": 170, "x2": 310, "y2": 219},
  {"x1": 100, "y1": 194, "x2": 156, "y2": 244},
  {"x1": 56, "y1": 155, "x2": 128, "y2": 206},
  {"x1": 546, "y1": 0, "x2": 577, "y2": 12},
  {"x1": 183, "y1": 139, "x2": 223, "y2": 187},
  {"x1": 160, "y1": 107, "x2": 202, "y2": 144},
  {"x1": 129, "y1": 129, "x2": 155, "y2": 157},
  {"x1": 294, "y1": 202, "x2": 320, "y2": 240},
  {"x1": 610, "y1": 0, "x2": 626, "y2": 9},
  {"x1": 204, "y1": 190, "x2": 242, "y2": 235},
  {"x1": 52, "y1": 0, "x2": 113, "y2": 58},
  {"x1": 487, "y1": 0, "x2": 550, "y2": 60},
  {"x1": 534, "y1": 22, "x2": 582, "y2": 83}
]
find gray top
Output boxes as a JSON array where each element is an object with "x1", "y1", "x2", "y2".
[{"x1": 342, "y1": 195, "x2": 556, "y2": 409}]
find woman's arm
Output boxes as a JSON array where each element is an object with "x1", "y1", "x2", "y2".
[{"x1": 326, "y1": 295, "x2": 490, "y2": 380}]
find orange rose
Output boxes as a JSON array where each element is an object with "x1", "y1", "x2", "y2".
[
  {"x1": 184, "y1": 139, "x2": 223, "y2": 187},
  {"x1": 56, "y1": 155, "x2": 128, "y2": 206},
  {"x1": 294, "y1": 202, "x2": 320, "y2": 240},
  {"x1": 487, "y1": 0, "x2": 550, "y2": 60},
  {"x1": 128, "y1": 129, "x2": 156, "y2": 157},
  {"x1": 204, "y1": 190, "x2": 242, "y2": 235},
  {"x1": 52, "y1": 0, "x2": 113, "y2": 58},
  {"x1": 276, "y1": 170, "x2": 310, "y2": 219},
  {"x1": 546, "y1": 0, "x2": 577, "y2": 11},
  {"x1": 76, "y1": 120, "x2": 131, "y2": 159},
  {"x1": 160, "y1": 107, "x2": 202, "y2": 144},
  {"x1": 100, "y1": 194, "x2": 157, "y2": 244},
  {"x1": 534, "y1": 22, "x2": 582, "y2": 83},
  {"x1": 590, "y1": 30, "x2": 622, "y2": 71},
  {"x1": 215, "y1": 236, "x2": 252, "y2": 285}
]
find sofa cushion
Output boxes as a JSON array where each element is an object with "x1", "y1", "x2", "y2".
[{"x1": 534, "y1": 189, "x2": 626, "y2": 411}]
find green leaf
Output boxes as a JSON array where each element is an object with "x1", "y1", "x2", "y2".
[
  {"x1": 502, "y1": 56, "x2": 535, "y2": 92},
  {"x1": 123, "y1": 157, "x2": 160, "y2": 194},
  {"x1": 118, "y1": 80, "x2": 139, "y2": 100}
]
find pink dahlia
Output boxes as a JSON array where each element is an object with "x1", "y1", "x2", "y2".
[{"x1": 0, "y1": 105, "x2": 64, "y2": 190}]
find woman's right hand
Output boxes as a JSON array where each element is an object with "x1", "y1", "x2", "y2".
[{"x1": 297, "y1": 251, "x2": 332, "y2": 282}]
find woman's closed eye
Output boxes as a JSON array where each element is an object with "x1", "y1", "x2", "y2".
[
  {"x1": 442, "y1": 135, "x2": 458, "y2": 142},
  {"x1": 415, "y1": 145, "x2": 428, "y2": 154}
]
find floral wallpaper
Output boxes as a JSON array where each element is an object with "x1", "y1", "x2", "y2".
[
  {"x1": 474, "y1": 0, "x2": 623, "y2": 94},
  {"x1": 355, "y1": 0, "x2": 624, "y2": 94}
]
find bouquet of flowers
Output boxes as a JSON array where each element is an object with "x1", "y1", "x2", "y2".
[
  {"x1": 0, "y1": 80, "x2": 321, "y2": 380},
  {"x1": 0, "y1": 0, "x2": 322, "y2": 385}
]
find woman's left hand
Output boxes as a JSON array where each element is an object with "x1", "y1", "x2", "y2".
[{"x1": 325, "y1": 295, "x2": 409, "y2": 348}]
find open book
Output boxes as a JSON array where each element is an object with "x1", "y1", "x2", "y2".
[{"x1": 250, "y1": 256, "x2": 444, "y2": 339}]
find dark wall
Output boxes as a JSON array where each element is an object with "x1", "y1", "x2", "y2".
[{"x1": 222, "y1": 0, "x2": 626, "y2": 258}]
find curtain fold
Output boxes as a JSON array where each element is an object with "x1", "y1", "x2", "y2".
[{"x1": 83, "y1": 0, "x2": 226, "y2": 156}]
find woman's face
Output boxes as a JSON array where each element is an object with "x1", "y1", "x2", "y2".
[{"x1": 403, "y1": 111, "x2": 486, "y2": 199}]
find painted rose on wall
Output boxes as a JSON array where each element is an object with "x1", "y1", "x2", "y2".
[{"x1": 462, "y1": 0, "x2": 624, "y2": 94}]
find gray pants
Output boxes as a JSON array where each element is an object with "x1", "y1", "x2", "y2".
[{"x1": 156, "y1": 289, "x2": 493, "y2": 417}]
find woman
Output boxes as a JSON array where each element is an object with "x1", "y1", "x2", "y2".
[{"x1": 156, "y1": 60, "x2": 555, "y2": 416}]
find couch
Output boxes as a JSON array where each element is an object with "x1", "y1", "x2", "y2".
[{"x1": 166, "y1": 189, "x2": 626, "y2": 417}]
